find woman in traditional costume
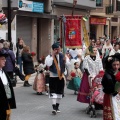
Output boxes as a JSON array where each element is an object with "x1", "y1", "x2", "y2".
[
  {"x1": 96, "y1": 39, "x2": 103, "y2": 58},
  {"x1": 102, "y1": 38, "x2": 113, "y2": 68},
  {"x1": 102, "y1": 53, "x2": 120, "y2": 120},
  {"x1": 77, "y1": 46, "x2": 103, "y2": 103}
]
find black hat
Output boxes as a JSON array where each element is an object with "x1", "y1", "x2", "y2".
[
  {"x1": 0, "y1": 49, "x2": 8, "y2": 57},
  {"x1": 105, "y1": 53, "x2": 120, "y2": 70},
  {"x1": 112, "y1": 53, "x2": 120, "y2": 60},
  {"x1": 52, "y1": 43, "x2": 59, "y2": 50}
]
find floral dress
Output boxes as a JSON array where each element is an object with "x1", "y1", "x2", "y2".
[{"x1": 33, "y1": 63, "x2": 45, "y2": 93}]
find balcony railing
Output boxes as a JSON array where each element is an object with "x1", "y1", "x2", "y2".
[
  {"x1": 106, "y1": 5, "x2": 113, "y2": 14},
  {"x1": 116, "y1": 4, "x2": 120, "y2": 11}
]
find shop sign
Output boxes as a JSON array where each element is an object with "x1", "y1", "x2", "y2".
[
  {"x1": 19, "y1": 0, "x2": 44, "y2": 13},
  {"x1": 90, "y1": 17, "x2": 106, "y2": 25}
]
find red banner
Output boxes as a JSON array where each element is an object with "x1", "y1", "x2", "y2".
[
  {"x1": 65, "y1": 16, "x2": 82, "y2": 48},
  {"x1": 90, "y1": 17, "x2": 106, "y2": 25}
]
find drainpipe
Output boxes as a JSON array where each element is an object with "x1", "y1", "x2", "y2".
[{"x1": 8, "y1": 0, "x2": 11, "y2": 43}]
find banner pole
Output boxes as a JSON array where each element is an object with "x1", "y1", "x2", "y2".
[{"x1": 61, "y1": 15, "x2": 66, "y2": 55}]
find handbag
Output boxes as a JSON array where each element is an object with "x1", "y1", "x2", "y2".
[
  {"x1": 8, "y1": 51, "x2": 25, "y2": 81},
  {"x1": 14, "y1": 66, "x2": 25, "y2": 81}
]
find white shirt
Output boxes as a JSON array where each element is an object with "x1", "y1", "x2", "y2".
[
  {"x1": 45, "y1": 54, "x2": 60, "y2": 77},
  {"x1": 83, "y1": 55, "x2": 103, "y2": 78},
  {"x1": 109, "y1": 49, "x2": 120, "y2": 56},
  {"x1": 0, "y1": 70, "x2": 8, "y2": 85},
  {"x1": 69, "y1": 49, "x2": 78, "y2": 58}
]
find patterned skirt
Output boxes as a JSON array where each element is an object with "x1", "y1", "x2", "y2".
[
  {"x1": 33, "y1": 73, "x2": 45, "y2": 92},
  {"x1": 77, "y1": 72, "x2": 90, "y2": 103},
  {"x1": 103, "y1": 94, "x2": 113, "y2": 120}
]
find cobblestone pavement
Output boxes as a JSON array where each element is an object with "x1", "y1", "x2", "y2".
[{"x1": 11, "y1": 74, "x2": 103, "y2": 120}]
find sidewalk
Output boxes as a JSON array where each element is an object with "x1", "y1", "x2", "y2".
[{"x1": 15, "y1": 73, "x2": 36, "y2": 88}]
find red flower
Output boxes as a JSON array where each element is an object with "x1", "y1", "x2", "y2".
[
  {"x1": 99, "y1": 70, "x2": 104, "y2": 76},
  {"x1": 31, "y1": 52, "x2": 36, "y2": 56},
  {"x1": 70, "y1": 72, "x2": 76, "y2": 77},
  {"x1": 115, "y1": 71, "x2": 120, "y2": 82}
]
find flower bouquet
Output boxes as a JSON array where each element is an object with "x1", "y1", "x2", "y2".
[
  {"x1": 70, "y1": 71, "x2": 76, "y2": 78},
  {"x1": 31, "y1": 52, "x2": 36, "y2": 56},
  {"x1": 115, "y1": 71, "x2": 120, "y2": 91}
]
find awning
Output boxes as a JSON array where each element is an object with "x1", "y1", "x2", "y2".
[{"x1": 16, "y1": 11, "x2": 57, "y2": 20}]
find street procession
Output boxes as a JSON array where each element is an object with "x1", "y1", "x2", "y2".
[{"x1": 0, "y1": 0, "x2": 120, "y2": 120}]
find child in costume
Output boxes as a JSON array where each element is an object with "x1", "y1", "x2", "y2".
[
  {"x1": 67, "y1": 62, "x2": 83, "y2": 94},
  {"x1": 33, "y1": 59, "x2": 46, "y2": 95}
]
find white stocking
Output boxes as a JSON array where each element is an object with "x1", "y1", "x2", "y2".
[
  {"x1": 52, "y1": 98, "x2": 56, "y2": 105},
  {"x1": 56, "y1": 98, "x2": 61, "y2": 104}
]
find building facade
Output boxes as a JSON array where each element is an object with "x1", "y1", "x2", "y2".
[
  {"x1": 90, "y1": 0, "x2": 120, "y2": 40},
  {"x1": 16, "y1": 0, "x2": 96, "y2": 58},
  {"x1": 52, "y1": 0, "x2": 96, "y2": 43},
  {"x1": 0, "y1": 0, "x2": 96, "y2": 59}
]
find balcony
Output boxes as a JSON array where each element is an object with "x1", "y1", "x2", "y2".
[
  {"x1": 116, "y1": 3, "x2": 120, "y2": 11},
  {"x1": 106, "y1": 5, "x2": 114, "y2": 14},
  {"x1": 113, "y1": 1, "x2": 120, "y2": 16},
  {"x1": 53, "y1": 0, "x2": 96, "y2": 10}
]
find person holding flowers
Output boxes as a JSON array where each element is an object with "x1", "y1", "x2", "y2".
[
  {"x1": 31, "y1": 51, "x2": 36, "y2": 61},
  {"x1": 77, "y1": 46, "x2": 103, "y2": 104},
  {"x1": 67, "y1": 62, "x2": 83, "y2": 95},
  {"x1": 102, "y1": 53, "x2": 120, "y2": 120},
  {"x1": 22, "y1": 46, "x2": 35, "y2": 87}
]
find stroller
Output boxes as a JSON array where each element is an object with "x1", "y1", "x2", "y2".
[{"x1": 85, "y1": 71, "x2": 104, "y2": 118}]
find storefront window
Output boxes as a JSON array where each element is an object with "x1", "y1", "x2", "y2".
[
  {"x1": 54, "y1": 20, "x2": 60, "y2": 42},
  {"x1": 96, "y1": 0, "x2": 103, "y2": 7}
]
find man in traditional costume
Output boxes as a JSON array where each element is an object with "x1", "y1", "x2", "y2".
[
  {"x1": 45, "y1": 43, "x2": 65, "y2": 115},
  {"x1": 0, "y1": 49, "x2": 16, "y2": 120}
]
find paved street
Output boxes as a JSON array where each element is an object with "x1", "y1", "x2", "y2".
[{"x1": 11, "y1": 74, "x2": 103, "y2": 120}]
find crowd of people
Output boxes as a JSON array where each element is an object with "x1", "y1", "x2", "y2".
[
  {"x1": 1, "y1": 35, "x2": 120, "y2": 119},
  {"x1": 31, "y1": 36, "x2": 120, "y2": 119}
]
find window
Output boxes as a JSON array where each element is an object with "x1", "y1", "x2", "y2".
[
  {"x1": 116, "y1": 1, "x2": 120, "y2": 11},
  {"x1": 111, "y1": 18, "x2": 118, "y2": 22},
  {"x1": 96, "y1": 0, "x2": 103, "y2": 7}
]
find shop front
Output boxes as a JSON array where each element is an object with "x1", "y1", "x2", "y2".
[
  {"x1": 16, "y1": 0, "x2": 57, "y2": 59},
  {"x1": 90, "y1": 17, "x2": 108, "y2": 40}
]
